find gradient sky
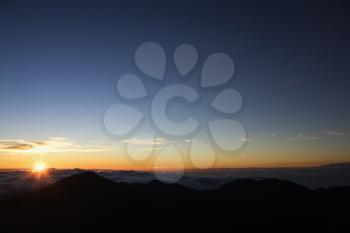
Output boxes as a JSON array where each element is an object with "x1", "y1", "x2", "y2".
[{"x1": 0, "y1": 0, "x2": 349, "y2": 170}]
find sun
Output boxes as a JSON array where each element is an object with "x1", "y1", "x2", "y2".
[{"x1": 33, "y1": 161, "x2": 47, "y2": 172}]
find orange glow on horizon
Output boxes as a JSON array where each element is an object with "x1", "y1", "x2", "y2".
[{"x1": 0, "y1": 147, "x2": 349, "y2": 171}]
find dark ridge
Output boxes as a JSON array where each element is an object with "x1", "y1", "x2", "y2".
[
  {"x1": 221, "y1": 178, "x2": 308, "y2": 192},
  {"x1": 320, "y1": 162, "x2": 350, "y2": 168},
  {"x1": 29, "y1": 171, "x2": 118, "y2": 196},
  {"x1": 50, "y1": 171, "x2": 116, "y2": 188},
  {"x1": 1, "y1": 172, "x2": 349, "y2": 233},
  {"x1": 146, "y1": 179, "x2": 194, "y2": 192}
]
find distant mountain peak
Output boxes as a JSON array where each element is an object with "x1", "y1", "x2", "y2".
[
  {"x1": 320, "y1": 162, "x2": 350, "y2": 168},
  {"x1": 56, "y1": 171, "x2": 112, "y2": 184}
]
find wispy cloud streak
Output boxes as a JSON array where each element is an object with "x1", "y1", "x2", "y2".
[
  {"x1": 0, "y1": 138, "x2": 114, "y2": 154},
  {"x1": 322, "y1": 130, "x2": 350, "y2": 136}
]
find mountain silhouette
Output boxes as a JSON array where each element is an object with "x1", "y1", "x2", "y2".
[
  {"x1": 1, "y1": 172, "x2": 349, "y2": 232},
  {"x1": 320, "y1": 162, "x2": 350, "y2": 168}
]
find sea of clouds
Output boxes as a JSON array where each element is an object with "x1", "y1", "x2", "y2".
[{"x1": 1, "y1": 165, "x2": 350, "y2": 200}]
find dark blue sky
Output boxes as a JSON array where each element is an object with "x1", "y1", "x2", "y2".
[{"x1": 0, "y1": 0, "x2": 349, "y2": 168}]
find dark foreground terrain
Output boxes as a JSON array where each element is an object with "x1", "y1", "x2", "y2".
[{"x1": 0, "y1": 172, "x2": 349, "y2": 232}]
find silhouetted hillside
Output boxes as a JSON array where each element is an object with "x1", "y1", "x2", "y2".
[{"x1": 1, "y1": 172, "x2": 349, "y2": 232}]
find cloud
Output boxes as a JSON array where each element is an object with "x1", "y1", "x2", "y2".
[
  {"x1": 255, "y1": 133, "x2": 321, "y2": 142},
  {"x1": 322, "y1": 130, "x2": 350, "y2": 136},
  {"x1": 0, "y1": 138, "x2": 114, "y2": 154},
  {"x1": 141, "y1": 147, "x2": 163, "y2": 151},
  {"x1": 285, "y1": 134, "x2": 321, "y2": 142},
  {"x1": 239, "y1": 137, "x2": 254, "y2": 143},
  {"x1": 0, "y1": 140, "x2": 37, "y2": 151},
  {"x1": 123, "y1": 137, "x2": 166, "y2": 145},
  {"x1": 0, "y1": 143, "x2": 34, "y2": 150}
]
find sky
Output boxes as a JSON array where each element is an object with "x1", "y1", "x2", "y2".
[{"x1": 0, "y1": 0, "x2": 349, "y2": 170}]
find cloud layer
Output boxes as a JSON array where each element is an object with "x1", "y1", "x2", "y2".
[{"x1": 1, "y1": 164, "x2": 350, "y2": 200}]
